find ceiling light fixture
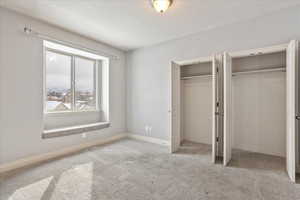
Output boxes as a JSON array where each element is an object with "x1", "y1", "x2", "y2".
[{"x1": 152, "y1": 0, "x2": 172, "y2": 13}]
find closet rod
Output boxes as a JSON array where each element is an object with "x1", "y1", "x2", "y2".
[
  {"x1": 181, "y1": 67, "x2": 286, "y2": 80},
  {"x1": 232, "y1": 67, "x2": 286, "y2": 76},
  {"x1": 181, "y1": 74, "x2": 212, "y2": 80},
  {"x1": 23, "y1": 27, "x2": 119, "y2": 60}
]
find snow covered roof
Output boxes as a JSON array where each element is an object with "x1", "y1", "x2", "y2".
[
  {"x1": 47, "y1": 101, "x2": 61, "y2": 110},
  {"x1": 47, "y1": 101, "x2": 70, "y2": 111}
]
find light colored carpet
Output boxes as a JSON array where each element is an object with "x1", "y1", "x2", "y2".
[{"x1": 1, "y1": 139, "x2": 300, "y2": 200}]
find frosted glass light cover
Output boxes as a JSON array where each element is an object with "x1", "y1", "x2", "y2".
[{"x1": 152, "y1": 0, "x2": 172, "y2": 13}]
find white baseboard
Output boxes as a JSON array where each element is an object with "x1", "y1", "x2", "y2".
[
  {"x1": 127, "y1": 134, "x2": 170, "y2": 146},
  {"x1": 0, "y1": 133, "x2": 127, "y2": 174},
  {"x1": 0, "y1": 133, "x2": 170, "y2": 174}
]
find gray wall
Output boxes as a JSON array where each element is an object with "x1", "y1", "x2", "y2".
[
  {"x1": 0, "y1": 8, "x2": 126, "y2": 164},
  {"x1": 126, "y1": 5, "x2": 300, "y2": 141}
]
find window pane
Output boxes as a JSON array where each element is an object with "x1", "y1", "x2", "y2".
[
  {"x1": 75, "y1": 57, "x2": 96, "y2": 111},
  {"x1": 46, "y1": 51, "x2": 72, "y2": 112}
]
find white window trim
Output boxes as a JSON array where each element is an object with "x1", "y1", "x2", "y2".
[
  {"x1": 42, "y1": 40, "x2": 110, "y2": 138},
  {"x1": 43, "y1": 44, "x2": 101, "y2": 114}
]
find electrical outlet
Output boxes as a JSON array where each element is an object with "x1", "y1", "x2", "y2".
[
  {"x1": 144, "y1": 125, "x2": 152, "y2": 136},
  {"x1": 145, "y1": 126, "x2": 148, "y2": 135},
  {"x1": 82, "y1": 133, "x2": 87, "y2": 138},
  {"x1": 148, "y1": 126, "x2": 152, "y2": 135}
]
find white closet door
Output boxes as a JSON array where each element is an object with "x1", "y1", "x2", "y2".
[
  {"x1": 286, "y1": 40, "x2": 299, "y2": 182},
  {"x1": 212, "y1": 56, "x2": 217, "y2": 163},
  {"x1": 171, "y1": 62, "x2": 181, "y2": 153},
  {"x1": 223, "y1": 52, "x2": 232, "y2": 166},
  {"x1": 297, "y1": 42, "x2": 300, "y2": 179}
]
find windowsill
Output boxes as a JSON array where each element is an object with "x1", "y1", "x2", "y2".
[
  {"x1": 45, "y1": 110, "x2": 101, "y2": 116},
  {"x1": 42, "y1": 122, "x2": 110, "y2": 139}
]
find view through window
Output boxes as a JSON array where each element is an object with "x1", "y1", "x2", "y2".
[{"x1": 45, "y1": 48, "x2": 98, "y2": 113}]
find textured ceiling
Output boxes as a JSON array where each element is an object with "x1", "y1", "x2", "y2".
[{"x1": 1, "y1": 0, "x2": 300, "y2": 51}]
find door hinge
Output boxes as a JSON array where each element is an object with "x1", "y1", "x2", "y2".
[
  {"x1": 216, "y1": 67, "x2": 219, "y2": 72},
  {"x1": 216, "y1": 137, "x2": 219, "y2": 142},
  {"x1": 216, "y1": 102, "x2": 219, "y2": 107},
  {"x1": 296, "y1": 116, "x2": 300, "y2": 120}
]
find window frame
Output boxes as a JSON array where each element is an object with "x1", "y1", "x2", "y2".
[{"x1": 44, "y1": 47, "x2": 100, "y2": 114}]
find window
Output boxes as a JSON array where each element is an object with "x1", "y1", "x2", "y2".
[
  {"x1": 46, "y1": 51, "x2": 72, "y2": 112},
  {"x1": 45, "y1": 42, "x2": 100, "y2": 113},
  {"x1": 74, "y1": 57, "x2": 97, "y2": 111},
  {"x1": 43, "y1": 41, "x2": 110, "y2": 138}
]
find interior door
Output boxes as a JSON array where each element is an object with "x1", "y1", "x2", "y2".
[
  {"x1": 171, "y1": 61, "x2": 181, "y2": 153},
  {"x1": 212, "y1": 56, "x2": 217, "y2": 163},
  {"x1": 286, "y1": 40, "x2": 299, "y2": 182},
  {"x1": 223, "y1": 52, "x2": 232, "y2": 166}
]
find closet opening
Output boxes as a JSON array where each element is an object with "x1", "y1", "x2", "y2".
[
  {"x1": 178, "y1": 59, "x2": 214, "y2": 160},
  {"x1": 230, "y1": 49, "x2": 288, "y2": 172}
]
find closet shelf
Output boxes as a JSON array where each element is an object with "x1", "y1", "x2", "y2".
[{"x1": 181, "y1": 67, "x2": 286, "y2": 80}]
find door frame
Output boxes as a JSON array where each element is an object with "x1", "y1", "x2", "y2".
[
  {"x1": 170, "y1": 61, "x2": 181, "y2": 153},
  {"x1": 169, "y1": 56, "x2": 212, "y2": 153}
]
